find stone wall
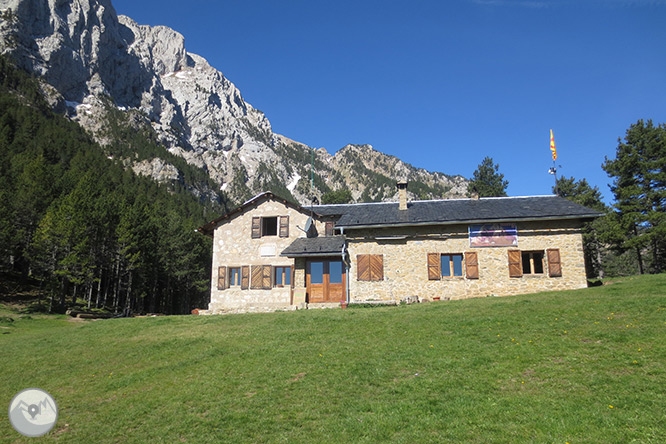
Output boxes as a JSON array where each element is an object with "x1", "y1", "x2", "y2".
[
  {"x1": 346, "y1": 219, "x2": 588, "y2": 302},
  {"x1": 209, "y1": 196, "x2": 325, "y2": 313}
]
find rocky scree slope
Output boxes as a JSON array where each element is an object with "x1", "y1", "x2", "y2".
[{"x1": 0, "y1": 0, "x2": 467, "y2": 205}]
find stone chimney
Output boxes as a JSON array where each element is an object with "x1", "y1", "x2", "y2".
[{"x1": 397, "y1": 181, "x2": 408, "y2": 211}]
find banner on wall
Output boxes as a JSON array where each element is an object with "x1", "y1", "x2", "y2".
[{"x1": 469, "y1": 224, "x2": 518, "y2": 247}]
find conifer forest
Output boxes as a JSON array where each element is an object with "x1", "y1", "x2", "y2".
[{"x1": 0, "y1": 57, "x2": 224, "y2": 314}]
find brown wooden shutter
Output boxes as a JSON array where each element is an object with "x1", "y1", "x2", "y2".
[
  {"x1": 279, "y1": 216, "x2": 289, "y2": 238},
  {"x1": 251, "y1": 265, "x2": 264, "y2": 289},
  {"x1": 251, "y1": 217, "x2": 261, "y2": 238},
  {"x1": 357, "y1": 255, "x2": 370, "y2": 281},
  {"x1": 428, "y1": 253, "x2": 441, "y2": 280},
  {"x1": 547, "y1": 248, "x2": 562, "y2": 277},
  {"x1": 465, "y1": 252, "x2": 479, "y2": 279},
  {"x1": 241, "y1": 266, "x2": 250, "y2": 290},
  {"x1": 371, "y1": 255, "x2": 384, "y2": 281},
  {"x1": 325, "y1": 221, "x2": 334, "y2": 236},
  {"x1": 508, "y1": 250, "x2": 523, "y2": 278},
  {"x1": 262, "y1": 265, "x2": 272, "y2": 289},
  {"x1": 217, "y1": 266, "x2": 227, "y2": 290}
]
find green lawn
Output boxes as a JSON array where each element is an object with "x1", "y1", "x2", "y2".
[{"x1": 2, "y1": 275, "x2": 665, "y2": 443}]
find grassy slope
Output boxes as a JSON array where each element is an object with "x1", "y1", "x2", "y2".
[{"x1": 1, "y1": 275, "x2": 665, "y2": 443}]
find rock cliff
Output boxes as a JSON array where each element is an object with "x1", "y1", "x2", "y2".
[{"x1": 0, "y1": 0, "x2": 468, "y2": 205}]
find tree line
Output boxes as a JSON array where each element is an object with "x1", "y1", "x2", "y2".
[
  {"x1": 467, "y1": 121, "x2": 665, "y2": 277},
  {"x1": 0, "y1": 57, "x2": 225, "y2": 314}
]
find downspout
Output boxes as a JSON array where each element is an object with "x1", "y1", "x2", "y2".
[{"x1": 341, "y1": 228, "x2": 350, "y2": 304}]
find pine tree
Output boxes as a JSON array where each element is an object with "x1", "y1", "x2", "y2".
[
  {"x1": 602, "y1": 119, "x2": 666, "y2": 274},
  {"x1": 322, "y1": 189, "x2": 353, "y2": 204},
  {"x1": 554, "y1": 176, "x2": 608, "y2": 277},
  {"x1": 467, "y1": 157, "x2": 509, "y2": 197},
  {"x1": 12, "y1": 154, "x2": 56, "y2": 271}
]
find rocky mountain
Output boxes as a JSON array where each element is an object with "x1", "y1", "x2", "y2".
[{"x1": 0, "y1": 0, "x2": 468, "y2": 206}]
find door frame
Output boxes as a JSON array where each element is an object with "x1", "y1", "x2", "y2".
[{"x1": 306, "y1": 258, "x2": 347, "y2": 303}]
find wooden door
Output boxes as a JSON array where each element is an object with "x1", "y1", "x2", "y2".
[
  {"x1": 306, "y1": 259, "x2": 346, "y2": 303},
  {"x1": 307, "y1": 261, "x2": 326, "y2": 303},
  {"x1": 326, "y1": 260, "x2": 345, "y2": 302}
]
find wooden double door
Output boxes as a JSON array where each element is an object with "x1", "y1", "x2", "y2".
[{"x1": 306, "y1": 259, "x2": 346, "y2": 303}]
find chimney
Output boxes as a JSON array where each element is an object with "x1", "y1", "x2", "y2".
[{"x1": 397, "y1": 181, "x2": 408, "y2": 211}]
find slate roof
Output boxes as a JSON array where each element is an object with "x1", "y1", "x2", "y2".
[
  {"x1": 199, "y1": 192, "x2": 603, "y2": 238},
  {"x1": 281, "y1": 236, "x2": 347, "y2": 257},
  {"x1": 313, "y1": 196, "x2": 603, "y2": 229}
]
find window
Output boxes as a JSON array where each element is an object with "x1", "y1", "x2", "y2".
[
  {"x1": 274, "y1": 266, "x2": 291, "y2": 287},
  {"x1": 522, "y1": 251, "x2": 544, "y2": 275},
  {"x1": 229, "y1": 267, "x2": 242, "y2": 286},
  {"x1": 508, "y1": 249, "x2": 561, "y2": 278},
  {"x1": 329, "y1": 261, "x2": 343, "y2": 284},
  {"x1": 441, "y1": 254, "x2": 463, "y2": 277},
  {"x1": 357, "y1": 254, "x2": 384, "y2": 281},
  {"x1": 217, "y1": 265, "x2": 281, "y2": 290},
  {"x1": 428, "y1": 252, "x2": 479, "y2": 280},
  {"x1": 325, "y1": 221, "x2": 335, "y2": 236},
  {"x1": 310, "y1": 261, "x2": 324, "y2": 284},
  {"x1": 262, "y1": 217, "x2": 278, "y2": 236},
  {"x1": 252, "y1": 216, "x2": 289, "y2": 238}
]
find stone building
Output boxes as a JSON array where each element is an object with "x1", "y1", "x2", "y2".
[{"x1": 197, "y1": 186, "x2": 602, "y2": 314}]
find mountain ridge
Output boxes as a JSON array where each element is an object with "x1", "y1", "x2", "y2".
[{"x1": 0, "y1": 0, "x2": 468, "y2": 206}]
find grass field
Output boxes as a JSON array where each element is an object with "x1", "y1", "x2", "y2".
[{"x1": 2, "y1": 275, "x2": 665, "y2": 443}]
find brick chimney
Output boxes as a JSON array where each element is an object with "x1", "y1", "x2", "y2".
[{"x1": 397, "y1": 181, "x2": 408, "y2": 211}]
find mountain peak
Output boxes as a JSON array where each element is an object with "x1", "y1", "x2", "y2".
[{"x1": 0, "y1": 0, "x2": 468, "y2": 205}]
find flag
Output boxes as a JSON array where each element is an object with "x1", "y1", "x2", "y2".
[{"x1": 550, "y1": 129, "x2": 557, "y2": 161}]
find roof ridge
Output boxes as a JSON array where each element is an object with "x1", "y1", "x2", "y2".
[
  {"x1": 315, "y1": 194, "x2": 560, "y2": 208},
  {"x1": 315, "y1": 201, "x2": 396, "y2": 207}
]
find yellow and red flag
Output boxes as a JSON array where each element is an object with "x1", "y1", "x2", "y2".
[{"x1": 550, "y1": 129, "x2": 557, "y2": 161}]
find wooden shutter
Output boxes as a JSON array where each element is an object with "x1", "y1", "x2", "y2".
[
  {"x1": 508, "y1": 250, "x2": 523, "y2": 278},
  {"x1": 251, "y1": 265, "x2": 264, "y2": 289},
  {"x1": 357, "y1": 255, "x2": 370, "y2": 281},
  {"x1": 547, "y1": 249, "x2": 562, "y2": 277},
  {"x1": 465, "y1": 252, "x2": 479, "y2": 279},
  {"x1": 371, "y1": 255, "x2": 384, "y2": 281},
  {"x1": 325, "y1": 221, "x2": 334, "y2": 236},
  {"x1": 427, "y1": 253, "x2": 441, "y2": 280},
  {"x1": 241, "y1": 266, "x2": 250, "y2": 290},
  {"x1": 262, "y1": 265, "x2": 272, "y2": 289},
  {"x1": 279, "y1": 216, "x2": 289, "y2": 238},
  {"x1": 251, "y1": 217, "x2": 261, "y2": 238},
  {"x1": 217, "y1": 266, "x2": 227, "y2": 290}
]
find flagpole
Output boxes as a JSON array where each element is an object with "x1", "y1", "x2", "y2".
[
  {"x1": 552, "y1": 160, "x2": 559, "y2": 196},
  {"x1": 549, "y1": 129, "x2": 559, "y2": 196}
]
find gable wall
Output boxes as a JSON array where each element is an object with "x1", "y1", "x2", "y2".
[
  {"x1": 346, "y1": 219, "x2": 587, "y2": 302},
  {"x1": 209, "y1": 197, "x2": 322, "y2": 312}
]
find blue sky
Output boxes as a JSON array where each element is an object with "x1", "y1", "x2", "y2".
[{"x1": 112, "y1": 0, "x2": 666, "y2": 203}]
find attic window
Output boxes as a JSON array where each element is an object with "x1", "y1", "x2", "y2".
[
  {"x1": 262, "y1": 217, "x2": 278, "y2": 236},
  {"x1": 252, "y1": 216, "x2": 289, "y2": 238}
]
